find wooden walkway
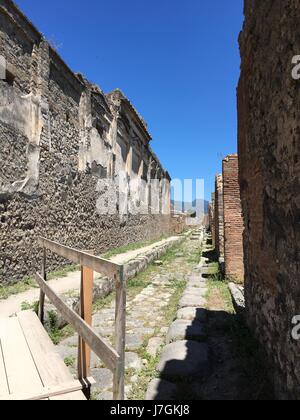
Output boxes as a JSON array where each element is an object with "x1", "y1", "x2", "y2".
[
  {"x1": 0, "y1": 236, "x2": 126, "y2": 401},
  {"x1": 0, "y1": 311, "x2": 86, "y2": 400}
]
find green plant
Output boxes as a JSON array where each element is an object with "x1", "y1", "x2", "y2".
[
  {"x1": 0, "y1": 265, "x2": 79, "y2": 301},
  {"x1": 102, "y1": 235, "x2": 169, "y2": 260},
  {"x1": 21, "y1": 300, "x2": 39, "y2": 313},
  {"x1": 0, "y1": 277, "x2": 38, "y2": 300},
  {"x1": 64, "y1": 356, "x2": 76, "y2": 368}
]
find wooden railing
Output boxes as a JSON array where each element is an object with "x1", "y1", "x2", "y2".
[{"x1": 36, "y1": 237, "x2": 126, "y2": 400}]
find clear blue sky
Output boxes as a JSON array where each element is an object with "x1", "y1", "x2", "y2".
[{"x1": 15, "y1": 0, "x2": 244, "y2": 201}]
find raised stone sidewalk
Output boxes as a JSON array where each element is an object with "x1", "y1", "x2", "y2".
[
  {"x1": 146, "y1": 233, "x2": 211, "y2": 400},
  {"x1": 0, "y1": 234, "x2": 187, "y2": 319}
]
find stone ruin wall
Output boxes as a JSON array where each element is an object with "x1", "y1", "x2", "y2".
[
  {"x1": 214, "y1": 174, "x2": 224, "y2": 262},
  {"x1": 222, "y1": 155, "x2": 244, "y2": 282},
  {"x1": 238, "y1": 0, "x2": 300, "y2": 399},
  {"x1": 209, "y1": 192, "x2": 215, "y2": 248},
  {"x1": 0, "y1": 0, "x2": 172, "y2": 284}
]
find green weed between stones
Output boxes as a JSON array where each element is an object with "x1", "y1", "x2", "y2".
[
  {"x1": 102, "y1": 235, "x2": 169, "y2": 260},
  {"x1": 0, "y1": 265, "x2": 79, "y2": 300}
]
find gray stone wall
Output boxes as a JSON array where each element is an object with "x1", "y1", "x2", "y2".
[
  {"x1": 0, "y1": 0, "x2": 171, "y2": 284},
  {"x1": 238, "y1": 0, "x2": 300, "y2": 399}
]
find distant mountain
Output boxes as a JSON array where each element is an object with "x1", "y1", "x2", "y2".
[{"x1": 171, "y1": 199, "x2": 209, "y2": 214}]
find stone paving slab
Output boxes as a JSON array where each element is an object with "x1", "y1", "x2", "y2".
[
  {"x1": 187, "y1": 279, "x2": 207, "y2": 288},
  {"x1": 184, "y1": 287, "x2": 208, "y2": 296},
  {"x1": 157, "y1": 340, "x2": 210, "y2": 380},
  {"x1": 179, "y1": 294, "x2": 207, "y2": 308},
  {"x1": 125, "y1": 333, "x2": 146, "y2": 351},
  {"x1": 146, "y1": 337, "x2": 164, "y2": 357},
  {"x1": 177, "y1": 307, "x2": 208, "y2": 322},
  {"x1": 125, "y1": 352, "x2": 143, "y2": 370},
  {"x1": 166, "y1": 319, "x2": 206, "y2": 344},
  {"x1": 91, "y1": 368, "x2": 113, "y2": 391},
  {"x1": 146, "y1": 379, "x2": 178, "y2": 401}
]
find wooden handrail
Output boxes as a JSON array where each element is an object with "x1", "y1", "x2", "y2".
[
  {"x1": 37, "y1": 237, "x2": 126, "y2": 400},
  {"x1": 35, "y1": 273, "x2": 119, "y2": 372},
  {"x1": 38, "y1": 237, "x2": 121, "y2": 280}
]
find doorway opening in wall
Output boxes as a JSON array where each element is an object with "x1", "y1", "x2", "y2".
[{"x1": 4, "y1": 68, "x2": 15, "y2": 87}]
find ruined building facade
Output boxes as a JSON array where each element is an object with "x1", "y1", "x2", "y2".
[
  {"x1": 0, "y1": 0, "x2": 171, "y2": 283},
  {"x1": 238, "y1": 0, "x2": 300, "y2": 398},
  {"x1": 222, "y1": 155, "x2": 244, "y2": 282}
]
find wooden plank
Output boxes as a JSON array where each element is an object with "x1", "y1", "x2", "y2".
[
  {"x1": 50, "y1": 391, "x2": 86, "y2": 401},
  {"x1": 17, "y1": 311, "x2": 73, "y2": 387},
  {"x1": 0, "y1": 339, "x2": 9, "y2": 398},
  {"x1": 0, "y1": 317, "x2": 43, "y2": 397},
  {"x1": 35, "y1": 273, "x2": 119, "y2": 372},
  {"x1": 113, "y1": 266, "x2": 126, "y2": 400},
  {"x1": 3, "y1": 380, "x2": 86, "y2": 401},
  {"x1": 78, "y1": 264, "x2": 94, "y2": 379},
  {"x1": 38, "y1": 237, "x2": 121, "y2": 279},
  {"x1": 38, "y1": 248, "x2": 46, "y2": 324}
]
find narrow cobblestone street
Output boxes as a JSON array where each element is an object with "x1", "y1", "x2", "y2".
[{"x1": 56, "y1": 235, "x2": 203, "y2": 400}]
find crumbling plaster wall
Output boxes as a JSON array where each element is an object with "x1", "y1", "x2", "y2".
[{"x1": 0, "y1": 0, "x2": 171, "y2": 283}]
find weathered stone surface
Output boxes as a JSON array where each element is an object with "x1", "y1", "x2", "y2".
[
  {"x1": 55, "y1": 345, "x2": 77, "y2": 361},
  {"x1": 184, "y1": 287, "x2": 208, "y2": 297},
  {"x1": 238, "y1": 0, "x2": 300, "y2": 399},
  {"x1": 146, "y1": 337, "x2": 164, "y2": 357},
  {"x1": 95, "y1": 391, "x2": 113, "y2": 401},
  {"x1": 157, "y1": 340, "x2": 209, "y2": 380},
  {"x1": 0, "y1": 0, "x2": 172, "y2": 285},
  {"x1": 177, "y1": 307, "x2": 207, "y2": 322},
  {"x1": 146, "y1": 379, "x2": 178, "y2": 401},
  {"x1": 179, "y1": 294, "x2": 207, "y2": 309},
  {"x1": 166, "y1": 319, "x2": 206, "y2": 344},
  {"x1": 228, "y1": 283, "x2": 245, "y2": 317},
  {"x1": 91, "y1": 368, "x2": 113, "y2": 391},
  {"x1": 154, "y1": 260, "x2": 163, "y2": 266},
  {"x1": 125, "y1": 333, "x2": 144, "y2": 351},
  {"x1": 59, "y1": 334, "x2": 79, "y2": 348},
  {"x1": 125, "y1": 352, "x2": 143, "y2": 370}
]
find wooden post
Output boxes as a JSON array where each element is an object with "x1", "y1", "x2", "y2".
[
  {"x1": 113, "y1": 266, "x2": 126, "y2": 400},
  {"x1": 78, "y1": 253, "x2": 94, "y2": 395},
  {"x1": 38, "y1": 248, "x2": 46, "y2": 324}
]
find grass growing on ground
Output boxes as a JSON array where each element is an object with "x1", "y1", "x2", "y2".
[
  {"x1": 203, "y1": 252, "x2": 273, "y2": 399},
  {"x1": 128, "y1": 276, "x2": 187, "y2": 400},
  {"x1": 0, "y1": 264, "x2": 79, "y2": 301},
  {"x1": 128, "y1": 337, "x2": 162, "y2": 400},
  {"x1": 102, "y1": 235, "x2": 169, "y2": 260},
  {"x1": 21, "y1": 300, "x2": 39, "y2": 313},
  {"x1": 64, "y1": 356, "x2": 76, "y2": 368},
  {"x1": 46, "y1": 265, "x2": 79, "y2": 281},
  {"x1": 0, "y1": 277, "x2": 38, "y2": 300},
  {"x1": 205, "y1": 273, "x2": 234, "y2": 313},
  {"x1": 47, "y1": 311, "x2": 75, "y2": 345}
]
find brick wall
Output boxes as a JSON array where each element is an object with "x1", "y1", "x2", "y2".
[
  {"x1": 209, "y1": 192, "x2": 215, "y2": 247},
  {"x1": 222, "y1": 155, "x2": 244, "y2": 282},
  {"x1": 214, "y1": 174, "x2": 224, "y2": 261},
  {"x1": 238, "y1": 0, "x2": 300, "y2": 399}
]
